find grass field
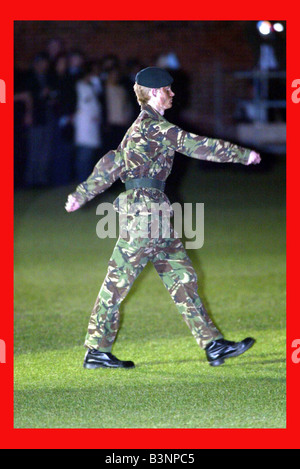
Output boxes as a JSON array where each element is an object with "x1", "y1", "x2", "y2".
[{"x1": 14, "y1": 155, "x2": 286, "y2": 428}]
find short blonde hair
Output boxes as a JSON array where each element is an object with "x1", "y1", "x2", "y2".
[{"x1": 133, "y1": 83, "x2": 152, "y2": 106}]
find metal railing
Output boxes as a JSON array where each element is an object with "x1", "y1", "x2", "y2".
[{"x1": 232, "y1": 69, "x2": 286, "y2": 123}]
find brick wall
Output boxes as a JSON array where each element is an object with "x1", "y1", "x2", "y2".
[{"x1": 14, "y1": 21, "x2": 259, "y2": 133}]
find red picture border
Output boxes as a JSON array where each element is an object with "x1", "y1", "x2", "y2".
[{"x1": 1, "y1": 1, "x2": 297, "y2": 449}]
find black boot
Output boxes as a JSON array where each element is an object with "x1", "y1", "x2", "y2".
[
  {"x1": 83, "y1": 349, "x2": 135, "y2": 369},
  {"x1": 205, "y1": 337, "x2": 255, "y2": 366}
]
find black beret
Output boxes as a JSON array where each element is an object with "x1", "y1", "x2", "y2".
[{"x1": 135, "y1": 67, "x2": 174, "y2": 88}]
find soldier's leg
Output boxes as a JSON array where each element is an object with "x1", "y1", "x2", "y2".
[
  {"x1": 152, "y1": 236, "x2": 223, "y2": 349},
  {"x1": 84, "y1": 235, "x2": 150, "y2": 352}
]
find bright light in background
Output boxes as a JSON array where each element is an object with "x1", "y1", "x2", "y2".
[
  {"x1": 273, "y1": 22, "x2": 284, "y2": 32},
  {"x1": 257, "y1": 21, "x2": 272, "y2": 35}
]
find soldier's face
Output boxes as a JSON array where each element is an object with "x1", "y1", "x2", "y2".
[{"x1": 156, "y1": 86, "x2": 175, "y2": 111}]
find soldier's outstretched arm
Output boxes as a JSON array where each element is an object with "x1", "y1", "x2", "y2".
[
  {"x1": 65, "y1": 148, "x2": 124, "y2": 212},
  {"x1": 145, "y1": 118, "x2": 260, "y2": 165}
]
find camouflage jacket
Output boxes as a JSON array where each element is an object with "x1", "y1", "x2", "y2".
[{"x1": 71, "y1": 104, "x2": 251, "y2": 213}]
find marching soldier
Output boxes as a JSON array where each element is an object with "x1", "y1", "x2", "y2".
[{"x1": 65, "y1": 67, "x2": 261, "y2": 369}]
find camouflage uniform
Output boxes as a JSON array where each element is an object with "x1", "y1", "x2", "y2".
[{"x1": 70, "y1": 104, "x2": 251, "y2": 352}]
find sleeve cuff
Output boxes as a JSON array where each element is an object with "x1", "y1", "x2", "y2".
[
  {"x1": 239, "y1": 148, "x2": 251, "y2": 165},
  {"x1": 71, "y1": 188, "x2": 88, "y2": 207}
]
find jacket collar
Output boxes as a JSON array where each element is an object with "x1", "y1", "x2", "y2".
[{"x1": 141, "y1": 104, "x2": 164, "y2": 120}]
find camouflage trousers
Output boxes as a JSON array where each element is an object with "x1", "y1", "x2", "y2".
[{"x1": 84, "y1": 213, "x2": 223, "y2": 351}]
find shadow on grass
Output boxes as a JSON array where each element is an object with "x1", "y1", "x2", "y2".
[{"x1": 137, "y1": 356, "x2": 285, "y2": 368}]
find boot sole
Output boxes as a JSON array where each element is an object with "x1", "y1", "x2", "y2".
[
  {"x1": 83, "y1": 362, "x2": 135, "y2": 370},
  {"x1": 209, "y1": 338, "x2": 255, "y2": 367}
]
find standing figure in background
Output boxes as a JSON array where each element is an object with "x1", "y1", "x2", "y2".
[
  {"x1": 14, "y1": 68, "x2": 33, "y2": 187},
  {"x1": 122, "y1": 58, "x2": 145, "y2": 119},
  {"x1": 103, "y1": 65, "x2": 134, "y2": 152},
  {"x1": 49, "y1": 54, "x2": 77, "y2": 185},
  {"x1": 47, "y1": 38, "x2": 65, "y2": 73},
  {"x1": 74, "y1": 62, "x2": 102, "y2": 182},
  {"x1": 24, "y1": 52, "x2": 52, "y2": 186},
  {"x1": 67, "y1": 49, "x2": 85, "y2": 83}
]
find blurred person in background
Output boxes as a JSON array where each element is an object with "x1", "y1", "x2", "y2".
[
  {"x1": 49, "y1": 53, "x2": 77, "y2": 185},
  {"x1": 155, "y1": 51, "x2": 190, "y2": 126},
  {"x1": 14, "y1": 68, "x2": 33, "y2": 187},
  {"x1": 73, "y1": 61, "x2": 102, "y2": 182},
  {"x1": 88, "y1": 60, "x2": 104, "y2": 98},
  {"x1": 99, "y1": 54, "x2": 120, "y2": 82},
  {"x1": 68, "y1": 49, "x2": 85, "y2": 83},
  {"x1": 122, "y1": 58, "x2": 144, "y2": 119},
  {"x1": 24, "y1": 52, "x2": 53, "y2": 186},
  {"x1": 103, "y1": 65, "x2": 134, "y2": 151},
  {"x1": 47, "y1": 38, "x2": 65, "y2": 73}
]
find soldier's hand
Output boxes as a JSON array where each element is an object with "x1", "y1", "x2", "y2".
[
  {"x1": 65, "y1": 194, "x2": 81, "y2": 212},
  {"x1": 246, "y1": 151, "x2": 261, "y2": 165}
]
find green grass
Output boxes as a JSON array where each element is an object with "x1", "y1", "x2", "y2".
[{"x1": 14, "y1": 156, "x2": 286, "y2": 428}]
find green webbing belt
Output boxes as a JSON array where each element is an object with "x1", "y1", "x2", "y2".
[{"x1": 125, "y1": 178, "x2": 166, "y2": 192}]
